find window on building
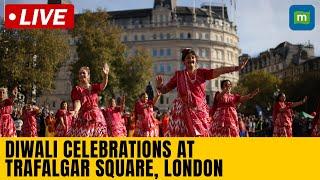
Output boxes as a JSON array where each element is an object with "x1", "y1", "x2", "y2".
[
  {"x1": 160, "y1": 33, "x2": 164, "y2": 40},
  {"x1": 180, "y1": 33, "x2": 184, "y2": 39},
  {"x1": 134, "y1": 35, "x2": 138, "y2": 41},
  {"x1": 123, "y1": 35, "x2": 128, "y2": 42},
  {"x1": 205, "y1": 33, "x2": 209, "y2": 39},
  {"x1": 166, "y1": 97, "x2": 169, "y2": 104},
  {"x1": 160, "y1": 49, "x2": 164, "y2": 56},
  {"x1": 187, "y1": 33, "x2": 191, "y2": 39},
  {"x1": 160, "y1": 64, "x2": 165, "y2": 72},
  {"x1": 217, "y1": 50, "x2": 222, "y2": 59},
  {"x1": 152, "y1": 49, "x2": 157, "y2": 57},
  {"x1": 166, "y1": 48, "x2": 171, "y2": 56},
  {"x1": 160, "y1": 15, "x2": 164, "y2": 22},
  {"x1": 153, "y1": 34, "x2": 157, "y2": 40},
  {"x1": 166, "y1": 33, "x2": 171, "y2": 39},
  {"x1": 160, "y1": 95, "x2": 164, "y2": 104},
  {"x1": 167, "y1": 64, "x2": 172, "y2": 73},
  {"x1": 199, "y1": 33, "x2": 203, "y2": 39},
  {"x1": 141, "y1": 35, "x2": 145, "y2": 41},
  {"x1": 205, "y1": 49, "x2": 209, "y2": 58}
]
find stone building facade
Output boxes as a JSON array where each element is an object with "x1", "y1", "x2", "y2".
[
  {"x1": 239, "y1": 41, "x2": 319, "y2": 80},
  {"x1": 109, "y1": 0, "x2": 240, "y2": 111}
]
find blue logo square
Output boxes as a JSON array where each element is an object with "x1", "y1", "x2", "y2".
[{"x1": 289, "y1": 5, "x2": 315, "y2": 30}]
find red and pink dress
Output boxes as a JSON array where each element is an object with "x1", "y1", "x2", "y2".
[
  {"x1": 160, "y1": 69, "x2": 214, "y2": 137},
  {"x1": 0, "y1": 99, "x2": 16, "y2": 137},
  {"x1": 55, "y1": 109, "x2": 73, "y2": 137},
  {"x1": 311, "y1": 102, "x2": 320, "y2": 137},
  {"x1": 210, "y1": 93, "x2": 241, "y2": 137},
  {"x1": 273, "y1": 102, "x2": 294, "y2": 137},
  {"x1": 67, "y1": 83, "x2": 108, "y2": 137},
  {"x1": 311, "y1": 113, "x2": 320, "y2": 137},
  {"x1": 134, "y1": 100, "x2": 158, "y2": 137},
  {"x1": 21, "y1": 109, "x2": 38, "y2": 137},
  {"x1": 103, "y1": 107, "x2": 127, "y2": 137}
]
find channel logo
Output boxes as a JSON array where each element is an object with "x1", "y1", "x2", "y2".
[
  {"x1": 4, "y1": 4, "x2": 74, "y2": 29},
  {"x1": 289, "y1": 5, "x2": 315, "y2": 30}
]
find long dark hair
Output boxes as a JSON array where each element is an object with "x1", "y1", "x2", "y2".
[
  {"x1": 60, "y1": 101, "x2": 67, "y2": 109},
  {"x1": 276, "y1": 93, "x2": 286, "y2": 102},
  {"x1": 181, "y1": 48, "x2": 197, "y2": 62},
  {"x1": 220, "y1": 79, "x2": 231, "y2": 89}
]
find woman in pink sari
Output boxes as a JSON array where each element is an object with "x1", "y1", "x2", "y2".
[
  {"x1": 103, "y1": 96, "x2": 127, "y2": 137},
  {"x1": 21, "y1": 104, "x2": 40, "y2": 137},
  {"x1": 0, "y1": 87, "x2": 18, "y2": 137},
  {"x1": 273, "y1": 93, "x2": 307, "y2": 137},
  {"x1": 210, "y1": 80, "x2": 259, "y2": 137},
  {"x1": 55, "y1": 101, "x2": 73, "y2": 137},
  {"x1": 311, "y1": 111, "x2": 320, "y2": 137},
  {"x1": 67, "y1": 64, "x2": 109, "y2": 137},
  {"x1": 134, "y1": 92, "x2": 161, "y2": 137},
  {"x1": 156, "y1": 49, "x2": 248, "y2": 137}
]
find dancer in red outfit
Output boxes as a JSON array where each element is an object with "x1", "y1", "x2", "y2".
[
  {"x1": 21, "y1": 104, "x2": 40, "y2": 137},
  {"x1": 55, "y1": 101, "x2": 73, "y2": 137},
  {"x1": 156, "y1": 49, "x2": 248, "y2": 137},
  {"x1": 67, "y1": 64, "x2": 109, "y2": 137},
  {"x1": 210, "y1": 80, "x2": 259, "y2": 137},
  {"x1": 311, "y1": 98, "x2": 320, "y2": 137},
  {"x1": 0, "y1": 87, "x2": 18, "y2": 137},
  {"x1": 311, "y1": 111, "x2": 320, "y2": 137},
  {"x1": 103, "y1": 96, "x2": 127, "y2": 137},
  {"x1": 273, "y1": 93, "x2": 307, "y2": 137},
  {"x1": 134, "y1": 91, "x2": 161, "y2": 137}
]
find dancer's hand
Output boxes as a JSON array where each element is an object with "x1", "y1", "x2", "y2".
[
  {"x1": 302, "y1": 96, "x2": 308, "y2": 103},
  {"x1": 156, "y1": 75, "x2": 163, "y2": 89},
  {"x1": 156, "y1": 89, "x2": 162, "y2": 96},
  {"x1": 103, "y1": 63, "x2": 109, "y2": 75},
  {"x1": 237, "y1": 58, "x2": 248, "y2": 70}
]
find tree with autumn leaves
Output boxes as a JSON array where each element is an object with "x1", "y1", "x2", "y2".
[
  {"x1": 0, "y1": 28, "x2": 70, "y2": 103},
  {"x1": 234, "y1": 70, "x2": 282, "y2": 115}
]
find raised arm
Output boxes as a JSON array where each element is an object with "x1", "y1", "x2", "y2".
[
  {"x1": 156, "y1": 74, "x2": 177, "y2": 94},
  {"x1": 290, "y1": 96, "x2": 307, "y2": 108},
  {"x1": 239, "y1": 88, "x2": 260, "y2": 103},
  {"x1": 101, "y1": 63, "x2": 109, "y2": 90},
  {"x1": 211, "y1": 59, "x2": 249, "y2": 79},
  {"x1": 153, "y1": 90, "x2": 162, "y2": 105}
]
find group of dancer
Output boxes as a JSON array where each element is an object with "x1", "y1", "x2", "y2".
[{"x1": 0, "y1": 49, "x2": 317, "y2": 137}]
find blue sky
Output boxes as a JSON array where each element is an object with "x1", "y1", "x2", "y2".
[{"x1": 1, "y1": 0, "x2": 320, "y2": 56}]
